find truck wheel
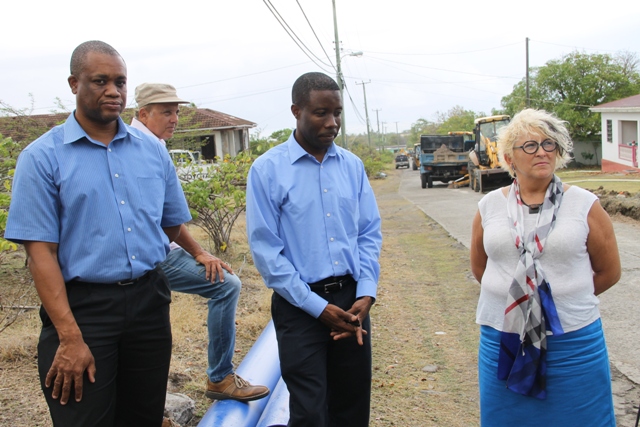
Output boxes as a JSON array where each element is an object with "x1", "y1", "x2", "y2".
[
  {"x1": 427, "y1": 175, "x2": 433, "y2": 188},
  {"x1": 421, "y1": 173, "x2": 427, "y2": 189}
]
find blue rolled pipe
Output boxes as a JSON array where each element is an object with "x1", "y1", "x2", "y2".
[
  {"x1": 255, "y1": 377, "x2": 290, "y2": 427},
  {"x1": 197, "y1": 320, "x2": 282, "y2": 427}
]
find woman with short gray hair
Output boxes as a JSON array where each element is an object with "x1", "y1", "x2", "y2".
[{"x1": 470, "y1": 108, "x2": 620, "y2": 425}]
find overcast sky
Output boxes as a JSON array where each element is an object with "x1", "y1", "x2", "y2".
[{"x1": 2, "y1": 0, "x2": 639, "y2": 137}]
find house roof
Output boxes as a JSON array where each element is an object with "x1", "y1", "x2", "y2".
[
  {"x1": 590, "y1": 94, "x2": 640, "y2": 113},
  {"x1": 175, "y1": 107, "x2": 256, "y2": 133},
  {"x1": 0, "y1": 107, "x2": 256, "y2": 143}
]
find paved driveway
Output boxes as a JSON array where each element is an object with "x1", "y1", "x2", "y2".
[{"x1": 397, "y1": 169, "x2": 640, "y2": 384}]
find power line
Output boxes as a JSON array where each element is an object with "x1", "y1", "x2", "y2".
[
  {"x1": 295, "y1": 0, "x2": 336, "y2": 71},
  {"x1": 343, "y1": 83, "x2": 365, "y2": 124},
  {"x1": 365, "y1": 55, "x2": 515, "y2": 79},
  {"x1": 178, "y1": 62, "x2": 309, "y2": 89},
  {"x1": 364, "y1": 41, "x2": 523, "y2": 56},
  {"x1": 529, "y1": 39, "x2": 638, "y2": 55},
  {"x1": 372, "y1": 81, "x2": 505, "y2": 106},
  {"x1": 262, "y1": 0, "x2": 332, "y2": 71},
  {"x1": 191, "y1": 86, "x2": 290, "y2": 106}
]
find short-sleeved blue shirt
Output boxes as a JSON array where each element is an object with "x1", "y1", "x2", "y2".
[{"x1": 5, "y1": 112, "x2": 192, "y2": 283}]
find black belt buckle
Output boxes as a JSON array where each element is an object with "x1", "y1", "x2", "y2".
[
  {"x1": 115, "y1": 270, "x2": 150, "y2": 286},
  {"x1": 323, "y1": 280, "x2": 343, "y2": 293}
]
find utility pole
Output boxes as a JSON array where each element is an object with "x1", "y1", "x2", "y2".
[
  {"x1": 332, "y1": 0, "x2": 346, "y2": 148},
  {"x1": 373, "y1": 108, "x2": 382, "y2": 134},
  {"x1": 381, "y1": 121, "x2": 386, "y2": 145},
  {"x1": 356, "y1": 80, "x2": 372, "y2": 147},
  {"x1": 526, "y1": 37, "x2": 530, "y2": 108}
]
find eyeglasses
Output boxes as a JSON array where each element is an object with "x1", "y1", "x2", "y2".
[{"x1": 514, "y1": 139, "x2": 558, "y2": 154}]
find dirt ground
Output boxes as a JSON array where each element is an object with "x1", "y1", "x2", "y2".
[{"x1": 2, "y1": 168, "x2": 640, "y2": 426}]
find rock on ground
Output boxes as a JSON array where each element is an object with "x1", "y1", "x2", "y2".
[{"x1": 165, "y1": 392, "x2": 195, "y2": 426}]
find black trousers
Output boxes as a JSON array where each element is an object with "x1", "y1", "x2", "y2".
[
  {"x1": 272, "y1": 283, "x2": 372, "y2": 427},
  {"x1": 38, "y1": 266, "x2": 172, "y2": 427}
]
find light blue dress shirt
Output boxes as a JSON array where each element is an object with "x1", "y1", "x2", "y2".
[
  {"x1": 5, "y1": 112, "x2": 191, "y2": 283},
  {"x1": 246, "y1": 132, "x2": 382, "y2": 318}
]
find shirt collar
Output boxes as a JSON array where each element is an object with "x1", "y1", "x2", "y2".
[
  {"x1": 130, "y1": 117, "x2": 165, "y2": 146},
  {"x1": 286, "y1": 130, "x2": 338, "y2": 164},
  {"x1": 62, "y1": 112, "x2": 136, "y2": 146}
]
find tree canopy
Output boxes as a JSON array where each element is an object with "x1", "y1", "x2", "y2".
[
  {"x1": 500, "y1": 51, "x2": 640, "y2": 141},
  {"x1": 407, "y1": 118, "x2": 438, "y2": 146},
  {"x1": 435, "y1": 105, "x2": 482, "y2": 135},
  {"x1": 406, "y1": 106, "x2": 486, "y2": 146}
]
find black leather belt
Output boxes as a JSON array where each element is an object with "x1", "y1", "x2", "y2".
[
  {"x1": 308, "y1": 275, "x2": 355, "y2": 294},
  {"x1": 70, "y1": 269, "x2": 153, "y2": 287}
]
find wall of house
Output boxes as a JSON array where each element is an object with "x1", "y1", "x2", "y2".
[
  {"x1": 221, "y1": 130, "x2": 233, "y2": 158},
  {"x1": 600, "y1": 112, "x2": 640, "y2": 172},
  {"x1": 173, "y1": 127, "x2": 252, "y2": 161},
  {"x1": 572, "y1": 140, "x2": 601, "y2": 166}
]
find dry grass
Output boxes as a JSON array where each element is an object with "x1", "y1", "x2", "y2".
[
  {"x1": 370, "y1": 171, "x2": 480, "y2": 426},
  {"x1": 167, "y1": 221, "x2": 272, "y2": 423}
]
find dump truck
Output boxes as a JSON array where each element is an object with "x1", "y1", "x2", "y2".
[
  {"x1": 467, "y1": 115, "x2": 511, "y2": 192},
  {"x1": 418, "y1": 134, "x2": 470, "y2": 188}
]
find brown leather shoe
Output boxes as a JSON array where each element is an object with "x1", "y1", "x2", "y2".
[
  {"x1": 205, "y1": 373, "x2": 270, "y2": 402},
  {"x1": 162, "y1": 417, "x2": 182, "y2": 427}
]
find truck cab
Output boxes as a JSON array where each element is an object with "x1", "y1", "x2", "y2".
[{"x1": 467, "y1": 115, "x2": 511, "y2": 192}]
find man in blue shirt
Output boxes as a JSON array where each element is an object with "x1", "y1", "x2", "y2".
[
  {"x1": 246, "y1": 72, "x2": 382, "y2": 427},
  {"x1": 5, "y1": 40, "x2": 192, "y2": 427}
]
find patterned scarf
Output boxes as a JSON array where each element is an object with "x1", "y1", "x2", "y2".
[{"x1": 498, "y1": 174, "x2": 565, "y2": 399}]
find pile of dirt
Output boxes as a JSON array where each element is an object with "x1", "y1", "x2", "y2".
[{"x1": 587, "y1": 187, "x2": 640, "y2": 221}]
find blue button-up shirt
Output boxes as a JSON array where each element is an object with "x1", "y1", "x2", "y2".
[
  {"x1": 5, "y1": 112, "x2": 191, "y2": 283},
  {"x1": 246, "y1": 132, "x2": 382, "y2": 318}
]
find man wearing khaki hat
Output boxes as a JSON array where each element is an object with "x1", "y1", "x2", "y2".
[{"x1": 131, "y1": 83, "x2": 270, "y2": 404}]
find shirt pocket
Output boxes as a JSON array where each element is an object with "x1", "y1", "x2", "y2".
[
  {"x1": 338, "y1": 196, "x2": 359, "y2": 237},
  {"x1": 137, "y1": 177, "x2": 164, "y2": 220}
]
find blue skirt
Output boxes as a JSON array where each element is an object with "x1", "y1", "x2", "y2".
[{"x1": 478, "y1": 319, "x2": 615, "y2": 426}]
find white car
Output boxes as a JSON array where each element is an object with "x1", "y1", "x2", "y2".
[{"x1": 168, "y1": 150, "x2": 216, "y2": 181}]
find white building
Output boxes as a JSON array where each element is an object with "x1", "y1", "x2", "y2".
[{"x1": 590, "y1": 94, "x2": 640, "y2": 173}]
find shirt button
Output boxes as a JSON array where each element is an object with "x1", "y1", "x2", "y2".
[
  {"x1": 127, "y1": 228, "x2": 132, "y2": 232},
  {"x1": 334, "y1": 261, "x2": 339, "y2": 265},
  {"x1": 326, "y1": 213, "x2": 331, "y2": 217},
  {"x1": 115, "y1": 173, "x2": 119, "y2": 178},
  {"x1": 120, "y1": 201, "x2": 125, "y2": 205},
  {"x1": 324, "y1": 189, "x2": 328, "y2": 193},
  {"x1": 330, "y1": 237, "x2": 334, "y2": 242},
  {"x1": 108, "y1": 148, "x2": 112, "y2": 152},
  {"x1": 131, "y1": 256, "x2": 136, "y2": 260}
]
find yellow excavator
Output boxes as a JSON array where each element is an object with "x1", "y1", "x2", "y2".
[
  {"x1": 412, "y1": 142, "x2": 420, "y2": 170},
  {"x1": 448, "y1": 115, "x2": 511, "y2": 191}
]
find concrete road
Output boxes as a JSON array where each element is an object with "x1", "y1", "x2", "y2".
[{"x1": 397, "y1": 168, "x2": 640, "y2": 384}]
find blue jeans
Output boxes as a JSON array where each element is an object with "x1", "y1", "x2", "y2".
[{"x1": 160, "y1": 248, "x2": 241, "y2": 382}]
